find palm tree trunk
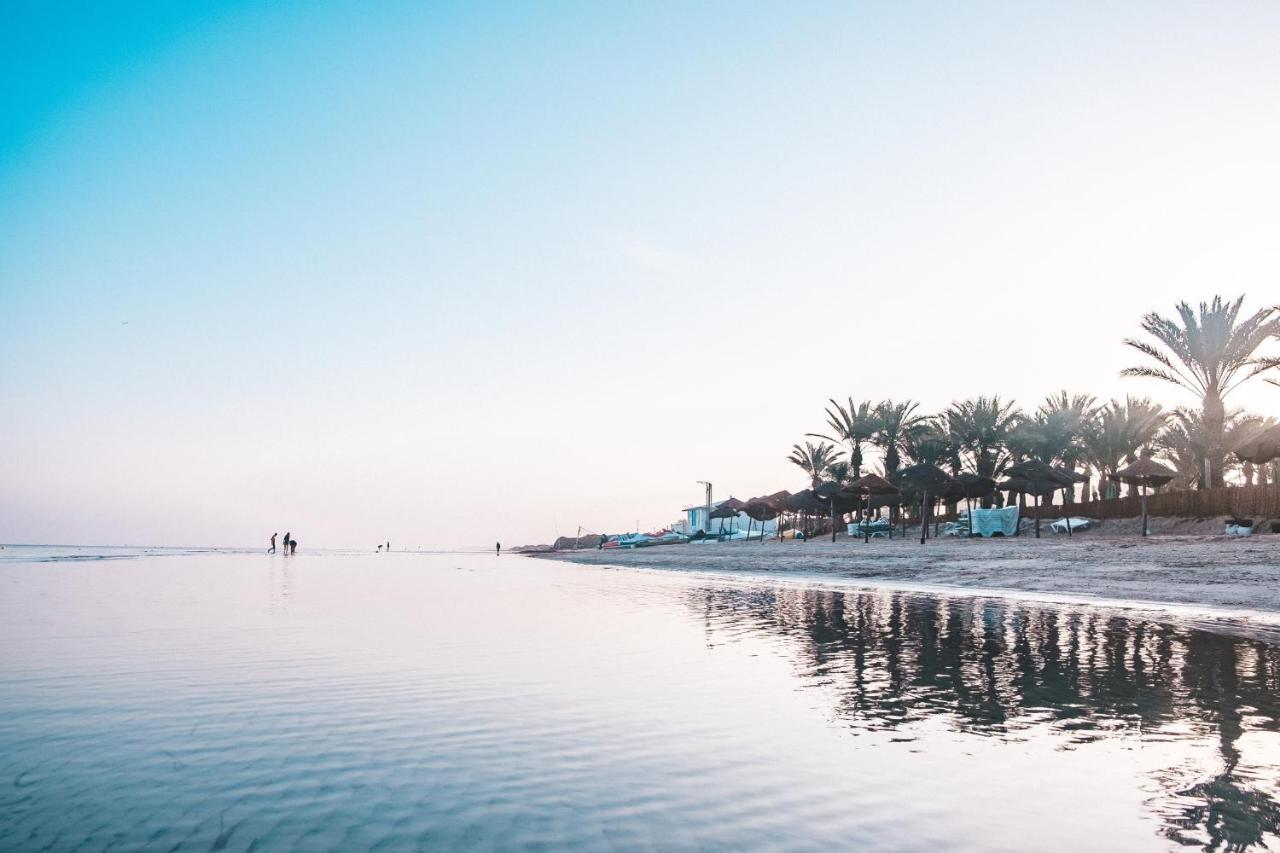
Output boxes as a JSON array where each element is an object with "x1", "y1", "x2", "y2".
[{"x1": 1203, "y1": 390, "x2": 1226, "y2": 489}]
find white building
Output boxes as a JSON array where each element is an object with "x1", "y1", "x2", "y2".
[{"x1": 675, "y1": 499, "x2": 774, "y2": 537}]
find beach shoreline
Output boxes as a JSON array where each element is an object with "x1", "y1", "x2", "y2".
[{"x1": 531, "y1": 533, "x2": 1280, "y2": 619}]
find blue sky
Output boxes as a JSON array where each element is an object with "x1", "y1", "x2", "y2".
[{"x1": 3, "y1": 2, "x2": 1279, "y2": 547}]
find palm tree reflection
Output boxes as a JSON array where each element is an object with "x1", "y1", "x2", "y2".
[{"x1": 690, "y1": 585, "x2": 1280, "y2": 851}]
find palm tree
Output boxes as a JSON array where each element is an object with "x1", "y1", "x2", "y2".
[
  {"x1": 825, "y1": 460, "x2": 852, "y2": 485},
  {"x1": 1082, "y1": 396, "x2": 1167, "y2": 498},
  {"x1": 902, "y1": 419, "x2": 953, "y2": 469},
  {"x1": 809, "y1": 399, "x2": 879, "y2": 478},
  {"x1": 872, "y1": 399, "x2": 928, "y2": 476},
  {"x1": 1016, "y1": 392, "x2": 1098, "y2": 502},
  {"x1": 1159, "y1": 408, "x2": 1221, "y2": 490},
  {"x1": 787, "y1": 441, "x2": 843, "y2": 488},
  {"x1": 944, "y1": 396, "x2": 1021, "y2": 491},
  {"x1": 1224, "y1": 415, "x2": 1279, "y2": 485},
  {"x1": 1122, "y1": 296, "x2": 1280, "y2": 488}
]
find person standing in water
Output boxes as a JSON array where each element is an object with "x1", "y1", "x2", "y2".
[
  {"x1": 289, "y1": 538, "x2": 298, "y2": 555},
  {"x1": 282, "y1": 532, "x2": 291, "y2": 555},
  {"x1": 269, "y1": 532, "x2": 277, "y2": 554},
  {"x1": 495, "y1": 541, "x2": 501, "y2": 556},
  {"x1": 386, "y1": 541, "x2": 391, "y2": 552}
]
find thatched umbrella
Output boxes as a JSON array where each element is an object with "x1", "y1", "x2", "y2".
[
  {"x1": 742, "y1": 497, "x2": 779, "y2": 542},
  {"x1": 998, "y1": 477, "x2": 1060, "y2": 497},
  {"x1": 782, "y1": 489, "x2": 824, "y2": 539},
  {"x1": 1234, "y1": 424, "x2": 1280, "y2": 465},
  {"x1": 847, "y1": 473, "x2": 902, "y2": 542},
  {"x1": 892, "y1": 463, "x2": 954, "y2": 544},
  {"x1": 1004, "y1": 460, "x2": 1077, "y2": 538},
  {"x1": 708, "y1": 498, "x2": 745, "y2": 535},
  {"x1": 847, "y1": 473, "x2": 899, "y2": 494},
  {"x1": 944, "y1": 473, "x2": 996, "y2": 538},
  {"x1": 765, "y1": 491, "x2": 793, "y2": 540},
  {"x1": 1111, "y1": 458, "x2": 1176, "y2": 537},
  {"x1": 814, "y1": 481, "x2": 841, "y2": 540}
]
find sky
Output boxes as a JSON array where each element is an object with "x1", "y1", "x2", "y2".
[{"x1": 2, "y1": 1, "x2": 1279, "y2": 548}]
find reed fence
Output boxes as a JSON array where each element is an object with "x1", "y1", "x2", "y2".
[{"x1": 1020, "y1": 484, "x2": 1280, "y2": 521}]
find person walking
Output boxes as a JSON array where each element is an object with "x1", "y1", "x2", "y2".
[
  {"x1": 495, "y1": 541, "x2": 501, "y2": 556},
  {"x1": 269, "y1": 532, "x2": 277, "y2": 554}
]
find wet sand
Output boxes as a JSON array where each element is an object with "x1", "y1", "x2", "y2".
[{"x1": 534, "y1": 534, "x2": 1280, "y2": 616}]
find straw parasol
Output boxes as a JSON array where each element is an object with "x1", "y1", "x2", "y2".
[
  {"x1": 1111, "y1": 458, "x2": 1177, "y2": 537},
  {"x1": 742, "y1": 497, "x2": 778, "y2": 542},
  {"x1": 846, "y1": 473, "x2": 903, "y2": 542},
  {"x1": 1003, "y1": 460, "x2": 1077, "y2": 538},
  {"x1": 791, "y1": 490, "x2": 828, "y2": 513},
  {"x1": 945, "y1": 473, "x2": 997, "y2": 502},
  {"x1": 1234, "y1": 424, "x2": 1280, "y2": 465},
  {"x1": 847, "y1": 473, "x2": 900, "y2": 495},
  {"x1": 708, "y1": 498, "x2": 745, "y2": 536},
  {"x1": 814, "y1": 480, "x2": 855, "y2": 541},
  {"x1": 892, "y1": 464, "x2": 954, "y2": 544},
  {"x1": 998, "y1": 477, "x2": 1060, "y2": 497},
  {"x1": 812, "y1": 480, "x2": 845, "y2": 500},
  {"x1": 783, "y1": 489, "x2": 826, "y2": 540}
]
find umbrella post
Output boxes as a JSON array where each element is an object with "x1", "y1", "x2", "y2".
[
  {"x1": 862, "y1": 490, "x2": 871, "y2": 544},
  {"x1": 1035, "y1": 494, "x2": 1041, "y2": 538},
  {"x1": 966, "y1": 496, "x2": 973, "y2": 538},
  {"x1": 919, "y1": 490, "x2": 927, "y2": 545},
  {"x1": 830, "y1": 497, "x2": 837, "y2": 543},
  {"x1": 1141, "y1": 484, "x2": 1148, "y2": 537}
]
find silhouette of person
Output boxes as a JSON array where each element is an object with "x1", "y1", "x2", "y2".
[
  {"x1": 496, "y1": 541, "x2": 501, "y2": 556},
  {"x1": 269, "y1": 533, "x2": 277, "y2": 554}
]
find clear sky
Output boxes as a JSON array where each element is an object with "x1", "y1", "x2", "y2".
[{"x1": 3, "y1": 2, "x2": 1279, "y2": 548}]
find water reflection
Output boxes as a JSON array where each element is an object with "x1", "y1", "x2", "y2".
[{"x1": 690, "y1": 585, "x2": 1280, "y2": 851}]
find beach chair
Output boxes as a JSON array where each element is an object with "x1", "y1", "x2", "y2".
[
  {"x1": 1048, "y1": 517, "x2": 1092, "y2": 534},
  {"x1": 848, "y1": 520, "x2": 892, "y2": 539}
]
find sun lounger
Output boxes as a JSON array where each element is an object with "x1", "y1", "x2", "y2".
[
  {"x1": 1049, "y1": 517, "x2": 1092, "y2": 534},
  {"x1": 847, "y1": 520, "x2": 892, "y2": 538}
]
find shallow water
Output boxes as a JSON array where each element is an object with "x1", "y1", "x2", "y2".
[{"x1": 2, "y1": 548, "x2": 1279, "y2": 851}]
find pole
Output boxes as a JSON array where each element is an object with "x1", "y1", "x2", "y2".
[
  {"x1": 1142, "y1": 482, "x2": 1149, "y2": 537},
  {"x1": 920, "y1": 490, "x2": 927, "y2": 545},
  {"x1": 966, "y1": 495, "x2": 973, "y2": 538},
  {"x1": 1035, "y1": 493, "x2": 1041, "y2": 538},
  {"x1": 706, "y1": 482, "x2": 712, "y2": 537},
  {"x1": 830, "y1": 497, "x2": 837, "y2": 543},
  {"x1": 863, "y1": 490, "x2": 871, "y2": 543}
]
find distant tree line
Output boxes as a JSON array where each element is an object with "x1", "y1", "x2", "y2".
[{"x1": 788, "y1": 296, "x2": 1280, "y2": 502}]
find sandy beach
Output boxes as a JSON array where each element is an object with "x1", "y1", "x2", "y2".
[{"x1": 534, "y1": 533, "x2": 1280, "y2": 617}]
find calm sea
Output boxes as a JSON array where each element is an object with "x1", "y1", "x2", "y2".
[{"x1": 2, "y1": 547, "x2": 1278, "y2": 851}]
